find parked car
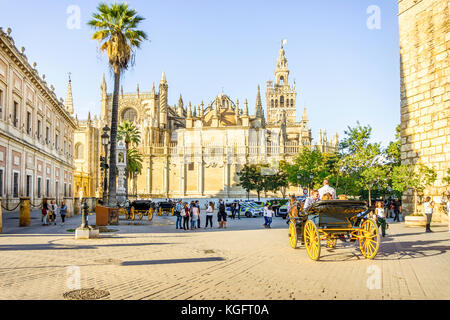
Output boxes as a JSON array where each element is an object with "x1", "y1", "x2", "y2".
[
  {"x1": 277, "y1": 204, "x2": 289, "y2": 219},
  {"x1": 239, "y1": 204, "x2": 260, "y2": 218}
]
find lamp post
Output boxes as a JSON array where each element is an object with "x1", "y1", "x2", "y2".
[
  {"x1": 309, "y1": 173, "x2": 314, "y2": 197},
  {"x1": 101, "y1": 125, "x2": 110, "y2": 205},
  {"x1": 297, "y1": 174, "x2": 301, "y2": 195}
]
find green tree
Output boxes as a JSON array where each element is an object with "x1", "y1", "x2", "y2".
[
  {"x1": 385, "y1": 124, "x2": 401, "y2": 167},
  {"x1": 237, "y1": 164, "x2": 266, "y2": 201},
  {"x1": 127, "y1": 148, "x2": 143, "y2": 197},
  {"x1": 283, "y1": 147, "x2": 330, "y2": 192},
  {"x1": 88, "y1": 2, "x2": 148, "y2": 207},
  {"x1": 392, "y1": 164, "x2": 437, "y2": 214},
  {"x1": 117, "y1": 121, "x2": 141, "y2": 199},
  {"x1": 338, "y1": 122, "x2": 383, "y2": 200},
  {"x1": 359, "y1": 166, "x2": 389, "y2": 206}
]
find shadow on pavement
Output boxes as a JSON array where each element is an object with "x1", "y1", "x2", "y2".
[
  {"x1": 121, "y1": 257, "x2": 225, "y2": 266},
  {"x1": 0, "y1": 242, "x2": 174, "y2": 251}
]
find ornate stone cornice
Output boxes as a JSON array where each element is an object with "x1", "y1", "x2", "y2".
[{"x1": 0, "y1": 28, "x2": 77, "y2": 129}]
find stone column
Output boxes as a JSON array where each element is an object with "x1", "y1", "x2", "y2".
[
  {"x1": 64, "y1": 197, "x2": 73, "y2": 218},
  {"x1": 74, "y1": 197, "x2": 80, "y2": 215},
  {"x1": 19, "y1": 197, "x2": 31, "y2": 227}
]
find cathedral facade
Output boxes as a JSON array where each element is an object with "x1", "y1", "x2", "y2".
[{"x1": 77, "y1": 44, "x2": 338, "y2": 199}]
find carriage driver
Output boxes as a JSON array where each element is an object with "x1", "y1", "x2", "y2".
[{"x1": 304, "y1": 190, "x2": 320, "y2": 212}]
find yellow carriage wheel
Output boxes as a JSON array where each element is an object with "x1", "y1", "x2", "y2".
[
  {"x1": 130, "y1": 206, "x2": 135, "y2": 221},
  {"x1": 304, "y1": 220, "x2": 321, "y2": 261},
  {"x1": 157, "y1": 208, "x2": 161, "y2": 216},
  {"x1": 327, "y1": 237, "x2": 337, "y2": 249},
  {"x1": 137, "y1": 211, "x2": 144, "y2": 220},
  {"x1": 148, "y1": 208, "x2": 153, "y2": 221},
  {"x1": 359, "y1": 219, "x2": 380, "y2": 259},
  {"x1": 289, "y1": 221, "x2": 298, "y2": 249}
]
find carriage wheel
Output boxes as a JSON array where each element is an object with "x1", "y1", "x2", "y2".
[
  {"x1": 130, "y1": 207, "x2": 135, "y2": 221},
  {"x1": 289, "y1": 221, "x2": 298, "y2": 249},
  {"x1": 327, "y1": 237, "x2": 337, "y2": 249},
  {"x1": 359, "y1": 219, "x2": 380, "y2": 259},
  {"x1": 171, "y1": 208, "x2": 174, "y2": 216},
  {"x1": 157, "y1": 208, "x2": 161, "y2": 216},
  {"x1": 304, "y1": 220, "x2": 321, "y2": 261},
  {"x1": 137, "y1": 211, "x2": 144, "y2": 220}
]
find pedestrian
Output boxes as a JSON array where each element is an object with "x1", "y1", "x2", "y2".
[
  {"x1": 237, "y1": 200, "x2": 241, "y2": 220},
  {"x1": 183, "y1": 203, "x2": 190, "y2": 230},
  {"x1": 393, "y1": 199, "x2": 401, "y2": 222},
  {"x1": 175, "y1": 200, "x2": 183, "y2": 230},
  {"x1": 218, "y1": 199, "x2": 227, "y2": 229},
  {"x1": 263, "y1": 202, "x2": 269, "y2": 228},
  {"x1": 60, "y1": 201, "x2": 67, "y2": 226},
  {"x1": 42, "y1": 199, "x2": 49, "y2": 226},
  {"x1": 375, "y1": 201, "x2": 386, "y2": 237},
  {"x1": 205, "y1": 202, "x2": 214, "y2": 228},
  {"x1": 424, "y1": 196, "x2": 434, "y2": 233},
  {"x1": 318, "y1": 179, "x2": 336, "y2": 199},
  {"x1": 191, "y1": 202, "x2": 199, "y2": 231},
  {"x1": 231, "y1": 202, "x2": 236, "y2": 220},
  {"x1": 196, "y1": 200, "x2": 201, "y2": 228},
  {"x1": 48, "y1": 200, "x2": 56, "y2": 225},
  {"x1": 266, "y1": 205, "x2": 274, "y2": 228},
  {"x1": 389, "y1": 200, "x2": 395, "y2": 219}
]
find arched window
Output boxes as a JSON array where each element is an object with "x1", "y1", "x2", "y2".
[
  {"x1": 75, "y1": 143, "x2": 83, "y2": 160},
  {"x1": 122, "y1": 108, "x2": 138, "y2": 122},
  {"x1": 280, "y1": 96, "x2": 284, "y2": 108},
  {"x1": 291, "y1": 99, "x2": 294, "y2": 107},
  {"x1": 280, "y1": 76, "x2": 284, "y2": 85},
  {"x1": 275, "y1": 99, "x2": 278, "y2": 107},
  {"x1": 271, "y1": 100, "x2": 274, "y2": 108}
]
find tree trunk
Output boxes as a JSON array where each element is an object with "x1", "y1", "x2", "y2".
[
  {"x1": 414, "y1": 189, "x2": 417, "y2": 214},
  {"x1": 125, "y1": 142, "x2": 129, "y2": 200},
  {"x1": 257, "y1": 191, "x2": 260, "y2": 202},
  {"x1": 108, "y1": 72, "x2": 120, "y2": 207},
  {"x1": 368, "y1": 187, "x2": 372, "y2": 207}
]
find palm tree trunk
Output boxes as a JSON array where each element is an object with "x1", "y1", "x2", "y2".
[
  {"x1": 108, "y1": 72, "x2": 120, "y2": 207},
  {"x1": 125, "y1": 142, "x2": 129, "y2": 200}
]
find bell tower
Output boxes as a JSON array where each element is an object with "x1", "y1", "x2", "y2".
[{"x1": 266, "y1": 41, "x2": 297, "y2": 124}]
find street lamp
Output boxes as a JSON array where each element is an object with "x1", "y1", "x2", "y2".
[
  {"x1": 101, "y1": 125, "x2": 110, "y2": 204},
  {"x1": 309, "y1": 173, "x2": 314, "y2": 197},
  {"x1": 297, "y1": 174, "x2": 301, "y2": 194}
]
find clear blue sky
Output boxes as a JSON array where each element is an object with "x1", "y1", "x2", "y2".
[{"x1": 0, "y1": 0, "x2": 400, "y2": 146}]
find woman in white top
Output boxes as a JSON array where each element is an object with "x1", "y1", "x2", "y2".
[
  {"x1": 205, "y1": 202, "x2": 214, "y2": 229},
  {"x1": 375, "y1": 201, "x2": 386, "y2": 237},
  {"x1": 424, "y1": 196, "x2": 434, "y2": 233}
]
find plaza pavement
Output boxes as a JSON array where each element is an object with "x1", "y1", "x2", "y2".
[{"x1": 0, "y1": 209, "x2": 449, "y2": 300}]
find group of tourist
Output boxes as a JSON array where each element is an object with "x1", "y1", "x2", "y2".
[
  {"x1": 173, "y1": 199, "x2": 228, "y2": 231},
  {"x1": 41, "y1": 199, "x2": 67, "y2": 226}
]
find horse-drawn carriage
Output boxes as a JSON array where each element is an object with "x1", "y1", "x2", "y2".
[
  {"x1": 119, "y1": 200, "x2": 154, "y2": 221},
  {"x1": 156, "y1": 201, "x2": 174, "y2": 216},
  {"x1": 288, "y1": 200, "x2": 380, "y2": 261}
]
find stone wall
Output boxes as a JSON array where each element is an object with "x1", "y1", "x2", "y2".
[{"x1": 399, "y1": 0, "x2": 449, "y2": 220}]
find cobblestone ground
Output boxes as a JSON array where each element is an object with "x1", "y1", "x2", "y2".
[{"x1": 0, "y1": 210, "x2": 449, "y2": 300}]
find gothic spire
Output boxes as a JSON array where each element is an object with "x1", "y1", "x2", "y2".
[
  {"x1": 244, "y1": 99, "x2": 249, "y2": 116},
  {"x1": 65, "y1": 74, "x2": 74, "y2": 115},
  {"x1": 255, "y1": 85, "x2": 263, "y2": 118}
]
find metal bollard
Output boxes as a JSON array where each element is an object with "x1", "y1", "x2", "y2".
[{"x1": 19, "y1": 197, "x2": 31, "y2": 227}]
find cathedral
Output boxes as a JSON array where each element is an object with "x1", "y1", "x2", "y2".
[{"x1": 73, "y1": 44, "x2": 338, "y2": 199}]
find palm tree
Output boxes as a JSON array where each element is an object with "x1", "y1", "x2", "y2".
[
  {"x1": 127, "y1": 148, "x2": 143, "y2": 198},
  {"x1": 118, "y1": 120, "x2": 141, "y2": 199},
  {"x1": 88, "y1": 2, "x2": 148, "y2": 207}
]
